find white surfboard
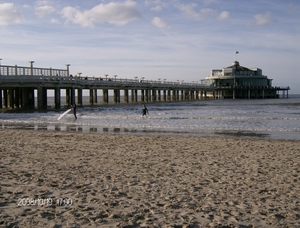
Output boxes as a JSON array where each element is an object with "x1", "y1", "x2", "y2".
[{"x1": 57, "y1": 108, "x2": 72, "y2": 120}]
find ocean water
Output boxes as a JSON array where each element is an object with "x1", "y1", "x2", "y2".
[{"x1": 1, "y1": 95, "x2": 300, "y2": 140}]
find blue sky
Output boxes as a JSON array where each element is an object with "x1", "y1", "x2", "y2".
[{"x1": 1, "y1": 0, "x2": 299, "y2": 93}]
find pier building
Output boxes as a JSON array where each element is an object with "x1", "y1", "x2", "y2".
[{"x1": 201, "y1": 61, "x2": 290, "y2": 99}]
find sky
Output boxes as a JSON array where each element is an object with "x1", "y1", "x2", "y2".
[{"x1": 0, "y1": 0, "x2": 300, "y2": 93}]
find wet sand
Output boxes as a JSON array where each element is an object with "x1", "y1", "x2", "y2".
[{"x1": 0, "y1": 129, "x2": 299, "y2": 227}]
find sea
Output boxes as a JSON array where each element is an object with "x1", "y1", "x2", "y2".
[{"x1": 1, "y1": 95, "x2": 300, "y2": 140}]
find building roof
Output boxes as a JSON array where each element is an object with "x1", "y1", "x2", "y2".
[{"x1": 226, "y1": 61, "x2": 252, "y2": 71}]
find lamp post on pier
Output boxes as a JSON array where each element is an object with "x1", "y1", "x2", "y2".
[
  {"x1": 65, "y1": 64, "x2": 70, "y2": 76},
  {"x1": 29, "y1": 61, "x2": 34, "y2": 76},
  {"x1": 0, "y1": 58, "x2": 2, "y2": 76}
]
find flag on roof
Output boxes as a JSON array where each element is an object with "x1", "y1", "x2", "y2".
[{"x1": 236, "y1": 51, "x2": 239, "y2": 54}]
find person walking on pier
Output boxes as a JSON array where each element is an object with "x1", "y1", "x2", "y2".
[
  {"x1": 142, "y1": 104, "x2": 149, "y2": 117},
  {"x1": 71, "y1": 104, "x2": 77, "y2": 120}
]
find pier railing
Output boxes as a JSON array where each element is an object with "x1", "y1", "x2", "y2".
[
  {"x1": 0, "y1": 64, "x2": 68, "y2": 77},
  {"x1": 0, "y1": 74, "x2": 211, "y2": 90},
  {"x1": 217, "y1": 85, "x2": 290, "y2": 90},
  {"x1": 0, "y1": 64, "x2": 211, "y2": 90}
]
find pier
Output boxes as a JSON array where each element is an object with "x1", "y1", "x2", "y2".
[{"x1": 0, "y1": 63, "x2": 289, "y2": 110}]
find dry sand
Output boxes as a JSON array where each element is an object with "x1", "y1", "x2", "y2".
[{"x1": 0, "y1": 129, "x2": 299, "y2": 228}]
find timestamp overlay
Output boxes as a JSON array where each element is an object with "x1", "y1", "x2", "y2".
[{"x1": 16, "y1": 197, "x2": 73, "y2": 207}]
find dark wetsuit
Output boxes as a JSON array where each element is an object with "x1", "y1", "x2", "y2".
[
  {"x1": 142, "y1": 106, "x2": 148, "y2": 116},
  {"x1": 73, "y1": 104, "x2": 77, "y2": 119}
]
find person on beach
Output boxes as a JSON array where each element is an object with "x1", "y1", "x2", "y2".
[
  {"x1": 71, "y1": 104, "x2": 77, "y2": 119},
  {"x1": 142, "y1": 104, "x2": 149, "y2": 117}
]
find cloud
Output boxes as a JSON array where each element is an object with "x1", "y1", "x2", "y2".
[
  {"x1": 217, "y1": 11, "x2": 230, "y2": 20},
  {"x1": 203, "y1": 0, "x2": 219, "y2": 5},
  {"x1": 287, "y1": 3, "x2": 300, "y2": 16},
  {"x1": 61, "y1": 1, "x2": 141, "y2": 27},
  {"x1": 151, "y1": 16, "x2": 171, "y2": 29},
  {"x1": 176, "y1": 3, "x2": 200, "y2": 20},
  {"x1": 23, "y1": 4, "x2": 31, "y2": 9},
  {"x1": 50, "y1": 18, "x2": 59, "y2": 24},
  {"x1": 145, "y1": 0, "x2": 161, "y2": 6},
  {"x1": 254, "y1": 11, "x2": 274, "y2": 25},
  {"x1": 35, "y1": 5, "x2": 55, "y2": 18},
  {"x1": 0, "y1": 3, "x2": 22, "y2": 25},
  {"x1": 151, "y1": 5, "x2": 162, "y2": 12},
  {"x1": 176, "y1": 4, "x2": 217, "y2": 20},
  {"x1": 36, "y1": 0, "x2": 53, "y2": 6},
  {"x1": 199, "y1": 8, "x2": 216, "y2": 19}
]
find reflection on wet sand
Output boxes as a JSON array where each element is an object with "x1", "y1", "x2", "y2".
[
  {"x1": 215, "y1": 130, "x2": 269, "y2": 138},
  {"x1": 1, "y1": 123, "x2": 144, "y2": 134},
  {"x1": 0, "y1": 123, "x2": 271, "y2": 139}
]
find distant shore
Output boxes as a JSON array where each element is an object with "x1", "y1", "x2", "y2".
[{"x1": 1, "y1": 129, "x2": 300, "y2": 227}]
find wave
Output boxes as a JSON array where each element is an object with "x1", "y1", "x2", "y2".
[
  {"x1": 1, "y1": 118, "x2": 300, "y2": 133},
  {"x1": 1, "y1": 97, "x2": 300, "y2": 140}
]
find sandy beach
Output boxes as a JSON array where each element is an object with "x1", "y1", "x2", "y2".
[{"x1": 0, "y1": 129, "x2": 299, "y2": 227}]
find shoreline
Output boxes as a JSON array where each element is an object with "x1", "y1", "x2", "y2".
[{"x1": 1, "y1": 129, "x2": 300, "y2": 227}]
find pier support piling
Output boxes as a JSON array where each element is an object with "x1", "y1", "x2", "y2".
[
  {"x1": 29, "y1": 89, "x2": 34, "y2": 108},
  {"x1": 114, "y1": 89, "x2": 118, "y2": 103},
  {"x1": 158, "y1": 90, "x2": 161, "y2": 101},
  {"x1": 148, "y1": 90, "x2": 151, "y2": 102},
  {"x1": 144, "y1": 90, "x2": 148, "y2": 102},
  {"x1": 152, "y1": 90, "x2": 156, "y2": 102},
  {"x1": 15, "y1": 88, "x2": 20, "y2": 108},
  {"x1": 3, "y1": 89, "x2": 8, "y2": 108},
  {"x1": 21, "y1": 89, "x2": 28, "y2": 108},
  {"x1": 103, "y1": 89, "x2": 108, "y2": 104},
  {"x1": 141, "y1": 90, "x2": 145, "y2": 102},
  {"x1": 90, "y1": 89, "x2": 94, "y2": 105},
  {"x1": 94, "y1": 89, "x2": 97, "y2": 103},
  {"x1": 134, "y1": 90, "x2": 138, "y2": 102},
  {"x1": 172, "y1": 90, "x2": 176, "y2": 101},
  {"x1": 131, "y1": 90, "x2": 134, "y2": 102},
  {"x1": 55, "y1": 87, "x2": 61, "y2": 109},
  {"x1": 167, "y1": 90, "x2": 171, "y2": 101},
  {"x1": 77, "y1": 89, "x2": 82, "y2": 106},
  {"x1": 8, "y1": 89, "x2": 14, "y2": 108},
  {"x1": 162, "y1": 90, "x2": 166, "y2": 102},
  {"x1": 124, "y1": 89, "x2": 129, "y2": 103},
  {"x1": 37, "y1": 87, "x2": 48, "y2": 109},
  {"x1": 0, "y1": 89, "x2": 2, "y2": 109},
  {"x1": 71, "y1": 88, "x2": 75, "y2": 105},
  {"x1": 66, "y1": 89, "x2": 70, "y2": 106}
]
